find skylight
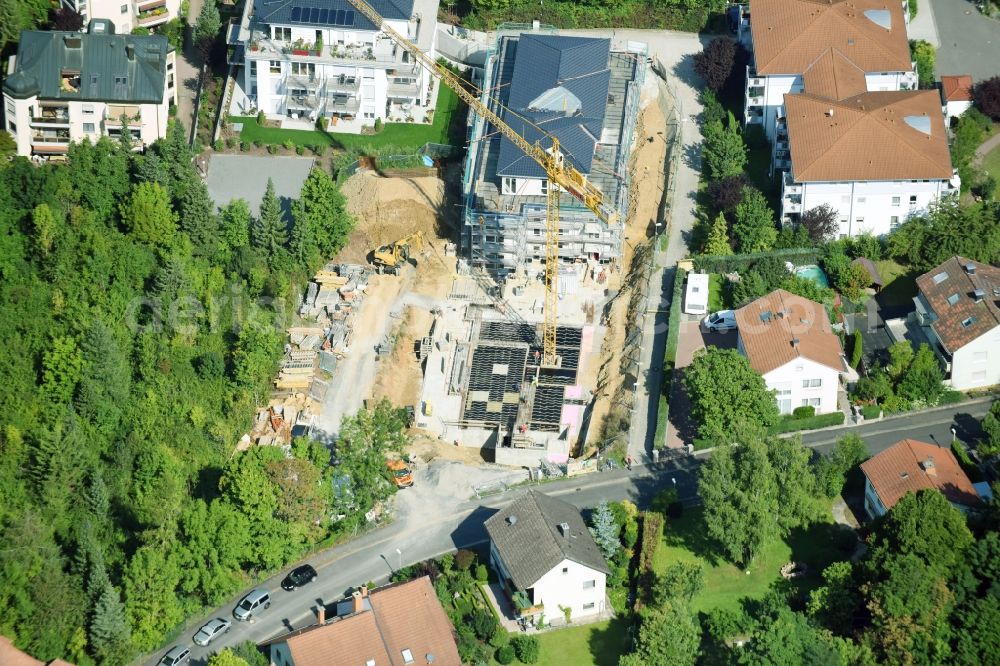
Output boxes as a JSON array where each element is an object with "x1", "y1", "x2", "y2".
[
  {"x1": 947, "y1": 293, "x2": 960, "y2": 305},
  {"x1": 904, "y1": 115, "x2": 932, "y2": 135},
  {"x1": 527, "y1": 86, "x2": 582, "y2": 116},
  {"x1": 932, "y1": 271, "x2": 949, "y2": 284},
  {"x1": 961, "y1": 317, "x2": 976, "y2": 328},
  {"x1": 863, "y1": 9, "x2": 891, "y2": 30}
]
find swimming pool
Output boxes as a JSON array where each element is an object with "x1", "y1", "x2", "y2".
[{"x1": 794, "y1": 264, "x2": 830, "y2": 288}]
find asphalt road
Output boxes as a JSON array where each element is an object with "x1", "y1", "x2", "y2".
[
  {"x1": 928, "y1": 0, "x2": 1000, "y2": 81},
  {"x1": 149, "y1": 397, "x2": 992, "y2": 665}
]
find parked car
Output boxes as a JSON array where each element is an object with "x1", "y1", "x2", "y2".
[
  {"x1": 387, "y1": 459, "x2": 414, "y2": 488},
  {"x1": 233, "y1": 588, "x2": 271, "y2": 621},
  {"x1": 281, "y1": 564, "x2": 319, "y2": 591},
  {"x1": 158, "y1": 646, "x2": 191, "y2": 666},
  {"x1": 702, "y1": 310, "x2": 737, "y2": 332},
  {"x1": 193, "y1": 618, "x2": 231, "y2": 646}
]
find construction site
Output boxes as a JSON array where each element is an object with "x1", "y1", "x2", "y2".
[{"x1": 239, "y1": 23, "x2": 679, "y2": 474}]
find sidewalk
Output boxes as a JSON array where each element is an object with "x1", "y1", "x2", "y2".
[{"x1": 908, "y1": 0, "x2": 941, "y2": 47}]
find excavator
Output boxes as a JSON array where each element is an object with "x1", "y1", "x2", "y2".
[
  {"x1": 371, "y1": 231, "x2": 426, "y2": 275},
  {"x1": 346, "y1": 0, "x2": 617, "y2": 366}
]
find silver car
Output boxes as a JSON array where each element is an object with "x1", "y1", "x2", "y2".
[
  {"x1": 193, "y1": 617, "x2": 231, "y2": 646},
  {"x1": 158, "y1": 646, "x2": 190, "y2": 666},
  {"x1": 233, "y1": 588, "x2": 271, "y2": 621}
]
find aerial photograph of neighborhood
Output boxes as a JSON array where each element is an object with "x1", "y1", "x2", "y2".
[{"x1": 1, "y1": 0, "x2": 1000, "y2": 662}]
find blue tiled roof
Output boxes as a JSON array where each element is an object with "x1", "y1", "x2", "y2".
[
  {"x1": 495, "y1": 34, "x2": 611, "y2": 180},
  {"x1": 255, "y1": 0, "x2": 414, "y2": 31}
]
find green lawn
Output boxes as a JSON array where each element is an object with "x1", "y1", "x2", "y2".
[
  {"x1": 234, "y1": 85, "x2": 463, "y2": 151},
  {"x1": 535, "y1": 618, "x2": 630, "y2": 666},
  {"x1": 708, "y1": 273, "x2": 725, "y2": 312},
  {"x1": 652, "y1": 507, "x2": 851, "y2": 615},
  {"x1": 875, "y1": 258, "x2": 918, "y2": 309},
  {"x1": 982, "y1": 143, "x2": 1000, "y2": 178}
]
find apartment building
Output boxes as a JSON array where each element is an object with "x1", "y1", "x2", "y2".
[
  {"x1": 779, "y1": 89, "x2": 959, "y2": 237},
  {"x1": 462, "y1": 31, "x2": 644, "y2": 278},
  {"x1": 233, "y1": 0, "x2": 438, "y2": 131},
  {"x1": 3, "y1": 20, "x2": 176, "y2": 158},
  {"x1": 61, "y1": 0, "x2": 182, "y2": 34},
  {"x1": 738, "y1": 0, "x2": 916, "y2": 144}
]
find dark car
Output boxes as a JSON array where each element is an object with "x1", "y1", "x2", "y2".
[{"x1": 281, "y1": 564, "x2": 318, "y2": 591}]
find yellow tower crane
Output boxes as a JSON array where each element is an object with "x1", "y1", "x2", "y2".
[{"x1": 346, "y1": 0, "x2": 617, "y2": 365}]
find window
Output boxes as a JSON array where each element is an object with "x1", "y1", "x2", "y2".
[
  {"x1": 856, "y1": 196, "x2": 866, "y2": 203},
  {"x1": 269, "y1": 60, "x2": 281, "y2": 74},
  {"x1": 502, "y1": 177, "x2": 516, "y2": 195},
  {"x1": 961, "y1": 317, "x2": 976, "y2": 328},
  {"x1": 7, "y1": 122, "x2": 15, "y2": 133},
  {"x1": 801, "y1": 397, "x2": 821, "y2": 407},
  {"x1": 583, "y1": 580, "x2": 596, "y2": 589},
  {"x1": 947, "y1": 293, "x2": 960, "y2": 306},
  {"x1": 974, "y1": 351, "x2": 987, "y2": 362},
  {"x1": 273, "y1": 26, "x2": 291, "y2": 41},
  {"x1": 973, "y1": 369, "x2": 988, "y2": 381},
  {"x1": 890, "y1": 216, "x2": 900, "y2": 230},
  {"x1": 909, "y1": 195, "x2": 917, "y2": 205},
  {"x1": 855, "y1": 217, "x2": 864, "y2": 226},
  {"x1": 83, "y1": 122, "x2": 95, "y2": 132},
  {"x1": 168, "y1": 74, "x2": 174, "y2": 88},
  {"x1": 540, "y1": 179, "x2": 548, "y2": 195},
  {"x1": 82, "y1": 104, "x2": 94, "y2": 115},
  {"x1": 120, "y1": 3, "x2": 127, "y2": 12},
  {"x1": 891, "y1": 196, "x2": 900, "y2": 206},
  {"x1": 841, "y1": 195, "x2": 850, "y2": 203},
  {"x1": 114, "y1": 76, "x2": 127, "y2": 85},
  {"x1": 778, "y1": 399, "x2": 791, "y2": 414},
  {"x1": 583, "y1": 602, "x2": 596, "y2": 610},
  {"x1": 802, "y1": 378, "x2": 822, "y2": 388}
]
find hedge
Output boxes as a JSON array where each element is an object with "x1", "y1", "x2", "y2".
[
  {"x1": 666, "y1": 267, "x2": 687, "y2": 363},
  {"x1": 768, "y1": 411, "x2": 846, "y2": 434},
  {"x1": 692, "y1": 247, "x2": 820, "y2": 274},
  {"x1": 951, "y1": 440, "x2": 984, "y2": 482},
  {"x1": 635, "y1": 511, "x2": 665, "y2": 611},
  {"x1": 938, "y1": 389, "x2": 964, "y2": 405},
  {"x1": 860, "y1": 404, "x2": 882, "y2": 420}
]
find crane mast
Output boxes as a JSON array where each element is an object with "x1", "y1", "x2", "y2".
[{"x1": 346, "y1": 0, "x2": 616, "y2": 364}]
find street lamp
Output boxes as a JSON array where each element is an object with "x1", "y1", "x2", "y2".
[{"x1": 950, "y1": 426, "x2": 957, "y2": 443}]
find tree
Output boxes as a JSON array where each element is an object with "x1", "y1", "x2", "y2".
[
  {"x1": 335, "y1": 400, "x2": 409, "y2": 520},
  {"x1": 179, "y1": 177, "x2": 220, "y2": 253},
  {"x1": 194, "y1": 0, "x2": 221, "y2": 54},
  {"x1": 807, "y1": 561, "x2": 862, "y2": 632},
  {"x1": 588, "y1": 501, "x2": 620, "y2": 560},
  {"x1": 703, "y1": 212, "x2": 732, "y2": 256},
  {"x1": 297, "y1": 166, "x2": 353, "y2": 257},
  {"x1": 814, "y1": 434, "x2": 869, "y2": 498},
  {"x1": 694, "y1": 37, "x2": 737, "y2": 92},
  {"x1": 897, "y1": 343, "x2": 944, "y2": 404},
  {"x1": 767, "y1": 435, "x2": 825, "y2": 531},
  {"x1": 630, "y1": 602, "x2": 700, "y2": 666},
  {"x1": 778, "y1": 275, "x2": 833, "y2": 304},
  {"x1": 90, "y1": 583, "x2": 131, "y2": 664},
  {"x1": 707, "y1": 174, "x2": 746, "y2": 212},
  {"x1": 252, "y1": 178, "x2": 289, "y2": 263},
  {"x1": 41, "y1": 336, "x2": 84, "y2": 403},
  {"x1": 702, "y1": 113, "x2": 748, "y2": 181},
  {"x1": 50, "y1": 6, "x2": 83, "y2": 29},
  {"x1": 739, "y1": 607, "x2": 848, "y2": 665},
  {"x1": 208, "y1": 651, "x2": 251, "y2": 666},
  {"x1": 974, "y1": 75, "x2": 1000, "y2": 120},
  {"x1": 121, "y1": 181, "x2": 178, "y2": 248},
  {"x1": 232, "y1": 322, "x2": 282, "y2": 393},
  {"x1": 654, "y1": 561, "x2": 704, "y2": 604},
  {"x1": 909, "y1": 40, "x2": 936, "y2": 89},
  {"x1": 0, "y1": 131, "x2": 16, "y2": 160},
  {"x1": 886, "y1": 198, "x2": 1000, "y2": 271},
  {"x1": 510, "y1": 635, "x2": 540, "y2": 664},
  {"x1": 31, "y1": 202, "x2": 60, "y2": 257},
  {"x1": 123, "y1": 547, "x2": 184, "y2": 651},
  {"x1": 220, "y1": 198, "x2": 253, "y2": 254},
  {"x1": 981, "y1": 400, "x2": 1000, "y2": 456},
  {"x1": 683, "y1": 347, "x2": 779, "y2": 442},
  {"x1": 850, "y1": 329, "x2": 863, "y2": 369},
  {"x1": 800, "y1": 204, "x2": 838, "y2": 243},
  {"x1": 75, "y1": 320, "x2": 131, "y2": 437},
  {"x1": 733, "y1": 186, "x2": 776, "y2": 253}
]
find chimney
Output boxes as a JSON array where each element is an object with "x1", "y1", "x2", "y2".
[
  {"x1": 791, "y1": 338, "x2": 800, "y2": 349},
  {"x1": 558, "y1": 522, "x2": 570, "y2": 537},
  {"x1": 921, "y1": 457, "x2": 936, "y2": 475},
  {"x1": 974, "y1": 289, "x2": 985, "y2": 303},
  {"x1": 826, "y1": 108, "x2": 834, "y2": 117},
  {"x1": 965, "y1": 262, "x2": 976, "y2": 275},
  {"x1": 360, "y1": 585, "x2": 369, "y2": 598},
  {"x1": 507, "y1": 515, "x2": 517, "y2": 525},
  {"x1": 126, "y1": 43, "x2": 135, "y2": 60},
  {"x1": 352, "y1": 590, "x2": 364, "y2": 614},
  {"x1": 316, "y1": 604, "x2": 326, "y2": 625}
]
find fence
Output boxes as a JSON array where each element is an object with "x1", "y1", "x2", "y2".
[{"x1": 335, "y1": 142, "x2": 461, "y2": 184}]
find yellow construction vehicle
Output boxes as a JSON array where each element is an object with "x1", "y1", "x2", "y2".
[
  {"x1": 346, "y1": 0, "x2": 618, "y2": 366},
  {"x1": 372, "y1": 231, "x2": 425, "y2": 275}
]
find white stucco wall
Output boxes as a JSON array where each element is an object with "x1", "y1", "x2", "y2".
[
  {"x1": 949, "y1": 326, "x2": 1000, "y2": 391},
  {"x1": 762, "y1": 356, "x2": 841, "y2": 415},
  {"x1": 530, "y1": 558, "x2": 607, "y2": 621}
]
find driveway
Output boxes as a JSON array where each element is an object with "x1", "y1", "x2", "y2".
[
  {"x1": 928, "y1": 0, "x2": 1000, "y2": 81},
  {"x1": 205, "y1": 154, "x2": 315, "y2": 213},
  {"x1": 667, "y1": 320, "x2": 738, "y2": 448}
]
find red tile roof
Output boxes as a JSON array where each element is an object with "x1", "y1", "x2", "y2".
[
  {"x1": 941, "y1": 75, "x2": 973, "y2": 102},
  {"x1": 861, "y1": 439, "x2": 980, "y2": 510},
  {"x1": 0, "y1": 637, "x2": 44, "y2": 666},
  {"x1": 280, "y1": 577, "x2": 460, "y2": 666},
  {"x1": 735, "y1": 289, "x2": 844, "y2": 375},
  {"x1": 915, "y1": 256, "x2": 1000, "y2": 353}
]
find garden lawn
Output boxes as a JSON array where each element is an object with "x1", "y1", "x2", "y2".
[
  {"x1": 708, "y1": 273, "x2": 725, "y2": 312},
  {"x1": 534, "y1": 617, "x2": 630, "y2": 666},
  {"x1": 234, "y1": 85, "x2": 462, "y2": 151},
  {"x1": 652, "y1": 507, "x2": 849, "y2": 615},
  {"x1": 875, "y1": 259, "x2": 918, "y2": 309},
  {"x1": 982, "y1": 143, "x2": 1000, "y2": 179}
]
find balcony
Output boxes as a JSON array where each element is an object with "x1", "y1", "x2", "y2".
[
  {"x1": 327, "y1": 75, "x2": 359, "y2": 93},
  {"x1": 511, "y1": 590, "x2": 543, "y2": 617},
  {"x1": 31, "y1": 106, "x2": 70, "y2": 125},
  {"x1": 326, "y1": 96, "x2": 360, "y2": 115},
  {"x1": 136, "y1": 6, "x2": 169, "y2": 26},
  {"x1": 247, "y1": 33, "x2": 406, "y2": 68},
  {"x1": 387, "y1": 80, "x2": 420, "y2": 99},
  {"x1": 135, "y1": 0, "x2": 165, "y2": 10},
  {"x1": 106, "y1": 105, "x2": 142, "y2": 126},
  {"x1": 783, "y1": 200, "x2": 802, "y2": 214},
  {"x1": 31, "y1": 132, "x2": 71, "y2": 153},
  {"x1": 782, "y1": 171, "x2": 802, "y2": 194},
  {"x1": 774, "y1": 157, "x2": 791, "y2": 170}
]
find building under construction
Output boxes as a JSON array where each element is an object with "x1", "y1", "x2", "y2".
[{"x1": 461, "y1": 28, "x2": 646, "y2": 279}]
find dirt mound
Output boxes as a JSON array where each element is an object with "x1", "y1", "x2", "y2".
[{"x1": 335, "y1": 171, "x2": 445, "y2": 264}]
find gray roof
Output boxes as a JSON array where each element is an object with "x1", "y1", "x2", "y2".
[
  {"x1": 495, "y1": 34, "x2": 612, "y2": 180},
  {"x1": 255, "y1": 0, "x2": 414, "y2": 32},
  {"x1": 4, "y1": 28, "x2": 169, "y2": 103},
  {"x1": 484, "y1": 491, "x2": 610, "y2": 590}
]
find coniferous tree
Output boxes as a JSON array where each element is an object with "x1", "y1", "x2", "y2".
[
  {"x1": 252, "y1": 179, "x2": 289, "y2": 263},
  {"x1": 703, "y1": 212, "x2": 732, "y2": 255},
  {"x1": 589, "y1": 501, "x2": 620, "y2": 560}
]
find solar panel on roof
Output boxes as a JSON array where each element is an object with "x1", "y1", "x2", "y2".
[
  {"x1": 290, "y1": 6, "x2": 301, "y2": 20},
  {"x1": 318, "y1": 8, "x2": 328, "y2": 22},
  {"x1": 310, "y1": 7, "x2": 319, "y2": 21}
]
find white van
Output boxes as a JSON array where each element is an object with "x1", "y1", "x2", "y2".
[{"x1": 684, "y1": 272, "x2": 709, "y2": 315}]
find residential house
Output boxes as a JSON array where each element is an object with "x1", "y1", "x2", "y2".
[
  {"x1": 3, "y1": 20, "x2": 176, "y2": 158},
  {"x1": 265, "y1": 577, "x2": 460, "y2": 666},
  {"x1": 0, "y1": 636, "x2": 74, "y2": 666},
  {"x1": 484, "y1": 490, "x2": 610, "y2": 623},
  {"x1": 779, "y1": 89, "x2": 959, "y2": 237},
  {"x1": 60, "y1": 0, "x2": 182, "y2": 34},
  {"x1": 232, "y1": 0, "x2": 439, "y2": 132},
  {"x1": 738, "y1": 0, "x2": 916, "y2": 144},
  {"x1": 940, "y1": 74, "x2": 974, "y2": 122},
  {"x1": 913, "y1": 256, "x2": 1000, "y2": 390},
  {"x1": 860, "y1": 438, "x2": 981, "y2": 518},
  {"x1": 735, "y1": 289, "x2": 849, "y2": 416},
  {"x1": 462, "y1": 31, "x2": 643, "y2": 276}
]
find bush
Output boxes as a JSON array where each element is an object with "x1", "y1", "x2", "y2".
[
  {"x1": 910, "y1": 40, "x2": 936, "y2": 89},
  {"x1": 213, "y1": 139, "x2": 223, "y2": 151},
  {"x1": 257, "y1": 110, "x2": 265, "y2": 124},
  {"x1": 374, "y1": 117, "x2": 383, "y2": 132},
  {"x1": 974, "y1": 75, "x2": 1000, "y2": 120},
  {"x1": 488, "y1": 624, "x2": 508, "y2": 648},
  {"x1": 295, "y1": 145, "x2": 305, "y2": 155},
  {"x1": 475, "y1": 563, "x2": 489, "y2": 583},
  {"x1": 455, "y1": 549, "x2": 476, "y2": 571},
  {"x1": 939, "y1": 389, "x2": 964, "y2": 405},
  {"x1": 693, "y1": 247, "x2": 819, "y2": 273},
  {"x1": 469, "y1": 609, "x2": 497, "y2": 641},
  {"x1": 792, "y1": 405, "x2": 816, "y2": 418},
  {"x1": 266, "y1": 144, "x2": 277, "y2": 154},
  {"x1": 511, "y1": 635, "x2": 540, "y2": 664},
  {"x1": 240, "y1": 140, "x2": 249, "y2": 151},
  {"x1": 851, "y1": 330, "x2": 863, "y2": 368},
  {"x1": 860, "y1": 404, "x2": 882, "y2": 420},
  {"x1": 312, "y1": 144, "x2": 328, "y2": 156},
  {"x1": 952, "y1": 441, "x2": 984, "y2": 482},
  {"x1": 282, "y1": 139, "x2": 295, "y2": 151},
  {"x1": 769, "y1": 411, "x2": 845, "y2": 434},
  {"x1": 495, "y1": 644, "x2": 516, "y2": 665},
  {"x1": 225, "y1": 137, "x2": 236, "y2": 149}
]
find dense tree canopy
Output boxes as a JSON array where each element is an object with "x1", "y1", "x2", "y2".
[{"x1": 683, "y1": 347, "x2": 779, "y2": 442}]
